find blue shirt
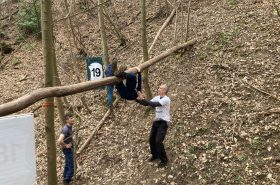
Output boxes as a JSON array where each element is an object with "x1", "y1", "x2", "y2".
[{"x1": 61, "y1": 125, "x2": 73, "y2": 145}]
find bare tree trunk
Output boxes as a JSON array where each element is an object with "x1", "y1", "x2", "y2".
[
  {"x1": 148, "y1": 8, "x2": 176, "y2": 54},
  {"x1": 41, "y1": 0, "x2": 58, "y2": 184},
  {"x1": 180, "y1": 1, "x2": 184, "y2": 43},
  {"x1": 141, "y1": 0, "x2": 152, "y2": 99},
  {"x1": 52, "y1": 47, "x2": 66, "y2": 126},
  {"x1": 51, "y1": 34, "x2": 65, "y2": 126},
  {"x1": 63, "y1": 0, "x2": 91, "y2": 113},
  {"x1": 76, "y1": 97, "x2": 120, "y2": 156},
  {"x1": 63, "y1": 0, "x2": 86, "y2": 52},
  {"x1": 174, "y1": 8, "x2": 178, "y2": 44},
  {"x1": 185, "y1": 0, "x2": 191, "y2": 41},
  {"x1": 102, "y1": 7, "x2": 126, "y2": 46},
  {"x1": 0, "y1": 39, "x2": 197, "y2": 116},
  {"x1": 98, "y1": 0, "x2": 109, "y2": 67}
]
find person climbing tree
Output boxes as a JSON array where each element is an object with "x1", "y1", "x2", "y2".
[
  {"x1": 114, "y1": 66, "x2": 142, "y2": 100},
  {"x1": 135, "y1": 84, "x2": 170, "y2": 168},
  {"x1": 57, "y1": 114, "x2": 75, "y2": 185}
]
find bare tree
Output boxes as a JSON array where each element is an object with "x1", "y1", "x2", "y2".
[
  {"x1": 141, "y1": 0, "x2": 152, "y2": 99},
  {"x1": 98, "y1": 0, "x2": 109, "y2": 67},
  {"x1": 40, "y1": 0, "x2": 57, "y2": 184}
]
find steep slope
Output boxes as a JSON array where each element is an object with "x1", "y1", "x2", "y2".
[{"x1": 1, "y1": 0, "x2": 280, "y2": 184}]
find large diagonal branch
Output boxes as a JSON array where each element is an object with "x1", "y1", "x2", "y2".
[{"x1": 0, "y1": 38, "x2": 197, "y2": 117}]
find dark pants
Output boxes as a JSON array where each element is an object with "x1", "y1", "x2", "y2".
[
  {"x1": 62, "y1": 148, "x2": 74, "y2": 182},
  {"x1": 116, "y1": 72, "x2": 142, "y2": 100},
  {"x1": 149, "y1": 120, "x2": 168, "y2": 163}
]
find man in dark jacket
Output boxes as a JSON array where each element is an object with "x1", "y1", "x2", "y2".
[{"x1": 57, "y1": 114, "x2": 75, "y2": 185}]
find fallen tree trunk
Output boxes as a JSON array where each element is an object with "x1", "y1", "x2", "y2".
[
  {"x1": 76, "y1": 97, "x2": 120, "y2": 156},
  {"x1": 148, "y1": 8, "x2": 176, "y2": 55},
  {"x1": 0, "y1": 38, "x2": 197, "y2": 117}
]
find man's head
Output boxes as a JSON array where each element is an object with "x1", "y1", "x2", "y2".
[
  {"x1": 158, "y1": 84, "x2": 168, "y2": 96},
  {"x1": 65, "y1": 114, "x2": 75, "y2": 126}
]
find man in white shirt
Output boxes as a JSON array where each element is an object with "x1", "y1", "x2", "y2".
[{"x1": 136, "y1": 84, "x2": 171, "y2": 168}]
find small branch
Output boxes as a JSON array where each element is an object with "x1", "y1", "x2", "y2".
[
  {"x1": 242, "y1": 80, "x2": 280, "y2": 102},
  {"x1": 54, "y1": 0, "x2": 111, "y2": 23},
  {"x1": 258, "y1": 108, "x2": 280, "y2": 115},
  {"x1": 185, "y1": 0, "x2": 191, "y2": 41},
  {"x1": 148, "y1": 8, "x2": 176, "y2": 54},
  {"x1": 76, "y1": 97, "x2": 120, "y2": 156},
  {"x1": 174, "y1": 9, "x2": 178, "y2": 44},
  {"x1": 272, "y1": 0, "x2": 280, "y2": 17},
  {"x1": 165, "y1": 0, "x2": 175, "y2": 8}
]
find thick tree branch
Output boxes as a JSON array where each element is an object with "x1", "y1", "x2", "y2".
[{"x1": 0, "y1": 38, "x2": 197, "y2": 117}]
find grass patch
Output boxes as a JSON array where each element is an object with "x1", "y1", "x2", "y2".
[
  {"x1": 228, "y1": 0, "x2": 239, "y2": 5},
  {"x1": 12, "y1": 58, "x2": 20, "y2": 66},
  {"x1": 24, "y1": 42, "x2": 37, "y2": 51}
]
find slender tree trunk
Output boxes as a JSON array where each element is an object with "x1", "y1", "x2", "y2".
[
  {"x1": 180, "y1": 1, "x2": 184, "y2": 43},
  {"x1": 63, "y1": 0, "x2": 86, "y2": 51},
  {"x1": 98, "y1": 0, "x2": 109, "y2": 67},
  {"x1": 52, "y1": 46, "x2": 66, "y2": 126},
  {"x1": 102, "y1": 7, "x2": 126, "y2": 46},
  {"x1": 141, "y1": 0, "x2": 152, "y2": 99},
  {"x1": 41, "y1": 0, "x2": 58, "y2": 184},
  {"x1": 185, "y1": 0, "x2": 191, "y2": 41},
  {"x1": 63, "y1": 0, "x2": 91, "y2": 113}
]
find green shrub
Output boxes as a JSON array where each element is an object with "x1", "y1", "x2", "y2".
[{"x1": 17, "y1": 1, "x2": 41, "y2": 37}]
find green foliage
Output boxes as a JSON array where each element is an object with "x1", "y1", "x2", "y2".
[
  {"x1": 17, "y1": 1, "x2": 41, "y2": 37},
  {"x1": 24, "y1": 42, "x2": 37, "y2": 51},
  {"x1": 12, "y1": 58, "x2": 20, "y2": 66}
]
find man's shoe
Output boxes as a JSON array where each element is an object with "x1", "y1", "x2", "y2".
[
  {"x1": 148, "y1": 157, "x2": 159, "y2": 162},
  {"x1": 158, "y1": 161, "x2": 168, "y2": 168}
]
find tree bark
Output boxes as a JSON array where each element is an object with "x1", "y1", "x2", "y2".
[
  {"x1": 52, "y1": 48, "x2": 66, "y2": 126},
  {"x1": 52, "y1": 34, "x2": 65, "y2": 126},
  {"x1": 185, "y1": 0, "x2": 191, "y2": 41},
  {"x1": 0, "y1": 38, "x2": 197, "y2": 117},
  {"x1": 98, "y1": 0, "x2": 109, "y2": 67},
  {"x1": 141, "y1": 0, "x2": 153, "y2": 99},
  {"x1": 41, "y1": 0, "x2": 58, "y2": 184}
]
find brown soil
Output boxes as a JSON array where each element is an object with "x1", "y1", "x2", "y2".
[{"x1": 1, "y1": 0, "x2": 280, "y2": 184}]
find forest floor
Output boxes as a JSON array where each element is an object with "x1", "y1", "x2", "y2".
[{"x1": 1, "y1": 0, "x2": 280, "y2": 184}]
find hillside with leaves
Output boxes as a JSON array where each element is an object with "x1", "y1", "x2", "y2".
[{"x1": 1, "y1": 0, "x2": 280, "y2": 184}]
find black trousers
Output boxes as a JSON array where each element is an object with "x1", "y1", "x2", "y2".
[
  {"x1": 149, "y1": 120, "x2": 168, "y2": 163},
  {"x1": 115, "y1": 72, "x2": 142, "y2": 100}
]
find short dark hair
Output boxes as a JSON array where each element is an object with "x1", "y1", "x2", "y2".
[{"x1": 65, "y1": 113, "x2": 73, "y2": 120}]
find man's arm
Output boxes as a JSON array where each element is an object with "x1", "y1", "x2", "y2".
[
  {"x1": 135, "y1": 99, "x2": 162, "y2": 107},
  {"x1": 57, "y1": 134, "x2": 72, "y2": 148},
  {"x1": 136, "y1": 91, "x2": 162, "y2": 107}
]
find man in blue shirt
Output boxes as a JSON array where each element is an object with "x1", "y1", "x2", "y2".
[{"x1": 57, "y1": 114, "x2": 75, "y2": 185}]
